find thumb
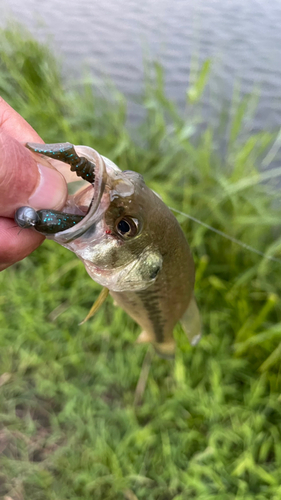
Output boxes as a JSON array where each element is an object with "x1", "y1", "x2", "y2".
[{"x1": 0, "y1": 130, "x2": 67, "y2": 218}]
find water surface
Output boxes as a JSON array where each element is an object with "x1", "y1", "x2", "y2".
[{"x1": 2, "y1": 0, "x2": 281, "y2": 131}]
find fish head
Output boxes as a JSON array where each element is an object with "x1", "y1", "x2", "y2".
[{"x1": 50, "y1": 147, "x2": 163, "y2": 292}]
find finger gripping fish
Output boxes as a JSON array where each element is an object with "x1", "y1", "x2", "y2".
[{"x1": 15, "y1": 142, "x2": 201, "y2": 357}]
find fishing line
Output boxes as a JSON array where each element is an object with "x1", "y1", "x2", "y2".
[{"x1": 169, "y1": 207, "x2": 281, "y2": 264}]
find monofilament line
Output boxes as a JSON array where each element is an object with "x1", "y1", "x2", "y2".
[{"x1": 170, "y1": 207, "x2": 281, "y2": 264}]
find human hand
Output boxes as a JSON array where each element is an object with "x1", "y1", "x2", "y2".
[{"x1": 0, "y1": 97, "x2": 68, "y2": 271}]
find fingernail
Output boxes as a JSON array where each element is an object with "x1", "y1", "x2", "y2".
[{"x1": 28, "y1": 163, "x2": 67, "y2": 210}]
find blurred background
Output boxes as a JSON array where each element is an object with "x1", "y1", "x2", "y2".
[{"x1": 1, "y1": 2, "x2": 281, "y2": 500}]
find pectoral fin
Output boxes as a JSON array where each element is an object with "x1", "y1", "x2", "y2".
[
  {"x1": 79, "y1": 287, "x2": 109, "y2": 325},
  {"x1": 180, "y1": 295, "x2": 201, "y2": 345},
  {"x1": 136, "y1": 331, "x2": 175, "y2": 359}
]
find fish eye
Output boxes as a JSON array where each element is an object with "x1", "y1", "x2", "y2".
[{"x1": 116, "y1": 217, "x2": 139, "y2": 238}]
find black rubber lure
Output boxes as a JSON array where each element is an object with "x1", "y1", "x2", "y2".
[
  {"x1": 15, "y1": 207, "x2": 84, "y2": 234},
  {"x1": 14, "y1": 142, "x2": 95, "y2": 235}
]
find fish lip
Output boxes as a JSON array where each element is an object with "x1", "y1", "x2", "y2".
[{"x1": 48, "y1": 146, "x2": 107, "y2": 244}]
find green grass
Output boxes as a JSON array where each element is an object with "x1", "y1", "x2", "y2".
[{"x1": 1, "y1": 25, "x2": 281, "y2": 499}]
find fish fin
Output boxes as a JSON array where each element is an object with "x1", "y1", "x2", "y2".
[
  {"x1": 136, "y1": 331, "x2": 175, "y2": 358},
  {"x1": 136, "y1": 330, "x2": 154, "y2": 344},
  {"x1": 180, "y1": 295, "x2": 202, "y2": 345},
  {"x1": 154, "y1": 341, "x2": 175, "y2": 359},
  {"x1": 79, "y1": 287, "x2": 109, "y2": 325},
  {"x1": 136, "y1": 331, "x2": 175, "y2": 359}
]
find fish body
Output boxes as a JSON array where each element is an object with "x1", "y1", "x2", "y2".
[
  {"x1": 107, "y1": 187, "x2": 197, "y2": 357},
  {"x1": 15, "y1": 143, "x2": 201, "y2": 356}
]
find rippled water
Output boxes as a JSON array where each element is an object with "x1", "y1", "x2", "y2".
[{"x1": 2, "y1": 0, "x2": 281, "y2": 130}]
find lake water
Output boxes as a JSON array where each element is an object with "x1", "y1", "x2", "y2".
[{"x1": 2, "y1": 0, "x2": 281, "y2": 132}]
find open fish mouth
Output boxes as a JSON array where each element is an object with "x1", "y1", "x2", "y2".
[
  {"x1": 15, "y1": 143, "x2": 108, "y2": 244},
  {"x1": 50, "y1": 144, "x2": 108, "y2": 243}
]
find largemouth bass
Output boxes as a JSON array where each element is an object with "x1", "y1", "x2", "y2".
[{"x1": 15, "y1": 142, "x2": 201, "y2": 357}]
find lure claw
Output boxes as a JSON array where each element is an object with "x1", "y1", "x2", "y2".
[{"x1": 26, "y1": 142, "x2": 96, "y2": 184}]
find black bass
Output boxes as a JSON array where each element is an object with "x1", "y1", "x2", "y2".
[{"x1": 15, "y1": 142, "x2": 201, "y2": 357}]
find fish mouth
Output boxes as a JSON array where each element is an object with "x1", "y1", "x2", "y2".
[{"x1": 49, "y1": 145, "x2": 108, "y2": 244}]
